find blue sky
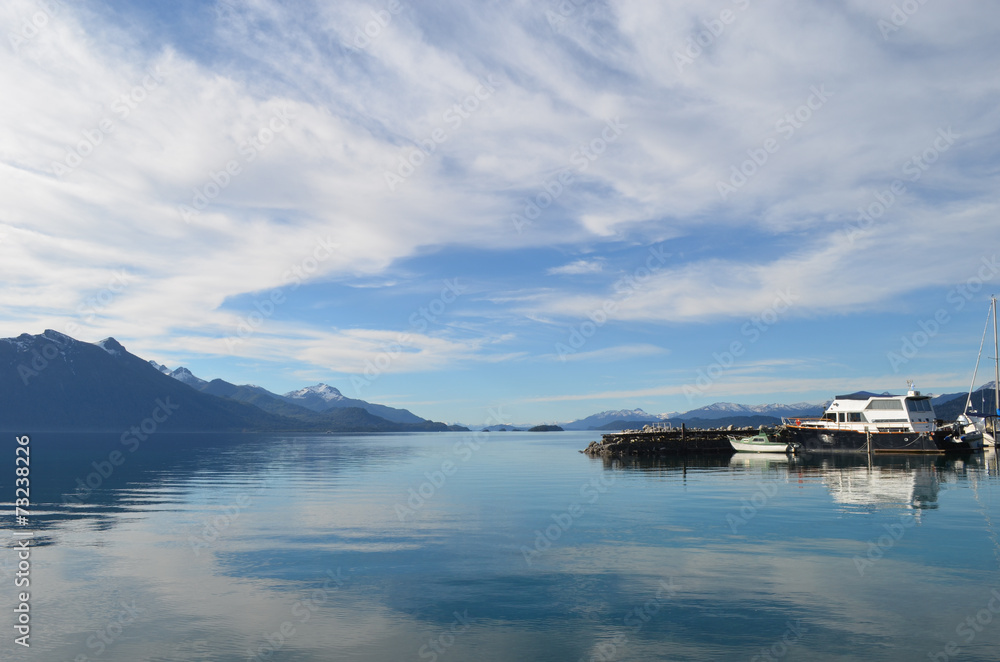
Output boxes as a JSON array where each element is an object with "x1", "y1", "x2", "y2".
[{"x1": 3, "y1": 0, "x2": 1000, "y2": 425}]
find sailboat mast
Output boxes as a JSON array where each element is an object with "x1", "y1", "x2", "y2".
[
  {"x1": 994, "y1": 296, "x2": 999, "y2": 418},
  {"x1": 965, "y1": 305, "x2": 991, "y2": 415}
]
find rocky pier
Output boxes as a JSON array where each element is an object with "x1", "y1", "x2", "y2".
[{"x1": 582, "y1": 423, "x2": 763, "y2": 457}]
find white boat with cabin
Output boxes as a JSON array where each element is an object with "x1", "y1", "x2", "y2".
[
  {"x1": 728, "y1": 431, "x2": 790, "y2": 453},
  {"x1": 781, "y1": 386, "x2": 977, "y2": 453}
]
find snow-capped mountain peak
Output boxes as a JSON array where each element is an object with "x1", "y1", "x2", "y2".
[
  {"x1": 149, "y1": 360, "x2": 171, "y2": 374},
  {"x1": 284, "y1": 383, "x2": 345, "y2": 402},
  {"x1": 596, "y1": 408, "x2": 651, "y2": 418},
  {"x1": 681, "y1": 401, "x2": 825, "y2": 419},
  {"x1": 96, "y1": 337, "x2": 125, "y2": 356},
  {"x1": 693, "y1": 402, "x2": 747, "y2": 413},
  {"x1": 169, "y1": 366, "x2": 208, "y2": 387}
]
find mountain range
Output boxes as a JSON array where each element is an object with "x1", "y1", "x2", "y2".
[
  {"x1": 150, "y1": 363, "x2": 426, "y2": 424},
  {"x1": 559, "y1": 402, "x2": 826, "y2": 430},
  {"x1": 564, "y1": 388, "x2": 997, "y2": 431},
  {"x1": 560, "y1": 409, "x2": 672, "y2": 430},
  {"x1": 5, "y1": 330, "x2": 988, "y2": 433},
  {"x1": 0, "y1": 330, "x2": 462, "y2": 433}
]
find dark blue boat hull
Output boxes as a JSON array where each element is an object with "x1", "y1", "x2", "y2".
[{"x1": 781, "y1": 426, "x2": 944, "y2": 453}]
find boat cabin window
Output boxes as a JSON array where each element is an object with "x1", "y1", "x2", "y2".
[
  {"x1": 906, "y1": 398, "x2": 932, "y2": 412},
  {"x1": 848, "y1": 412, "x2": 865, "y2": 422},
  {"x1": 866, "y1": 399, "x2": 904, "y2": 410},
  {"x1": 822, "y1": 412, "x2": 837, "y2": 421}
]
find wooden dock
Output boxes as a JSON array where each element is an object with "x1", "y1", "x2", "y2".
[{"x1": 582, "y1": 423, "x2": 754, "y2": 457}]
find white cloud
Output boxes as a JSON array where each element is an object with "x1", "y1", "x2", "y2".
[
  {"x1": 542, "y1": 343, "x2": 666, "y2": 363},
  {"x1": 520, "y1": 370, "x2": 969, "y2": 405},
  {"x1": 2, "y1": 0, "x2": 999, "y2": 386},
  {"x1": 547, "y1": 259, "x2": 605, "y2": 275}
]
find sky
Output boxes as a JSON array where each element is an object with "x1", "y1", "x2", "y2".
[{"x1": 3, "y1": 0, "x2": 1000, "y2": 426}]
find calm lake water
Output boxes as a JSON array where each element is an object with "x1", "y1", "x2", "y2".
[{"x1": 2, "y1": 431, "x2": 1000, "y2": 661}]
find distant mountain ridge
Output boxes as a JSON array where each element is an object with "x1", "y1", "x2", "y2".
[
  {"x1": 680, "y1": 401, "x2": 824, "y2": 420},
  {"x1": 282, "y1": 383, "x2": 425, "y2": 424},
  {"x1": 569, "y1": 388, "x2": 988, "y2": 431},
  {"x1": 934, "y1": 385, "x2": 999, "y2": 422},
  {"x1": 0, "y1": 330, "x2": 460, "y2": 432},
  {"x1": 595, "y1": 415, "x2": 785, "y2": 430},
  {"x1": 562, "y1": 409, "x2": 674, "y2": 430},
  {"x1": 149, "y1": 364, "x2": 428, "y2": 425},
  {"x1": 285, "y1": 383, "x2": 346, "y2": 407},
  {"x1": 562, "y1": 402, "x2": 823, "y2": 430}
]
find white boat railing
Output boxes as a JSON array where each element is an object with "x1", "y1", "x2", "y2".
[{"x1": 782, "y1": 416, "x2": 825, "y2": 426}]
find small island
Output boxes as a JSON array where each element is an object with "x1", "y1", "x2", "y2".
[{"x1": 528, "y1": 425, "x2": 564, "y2": 432}]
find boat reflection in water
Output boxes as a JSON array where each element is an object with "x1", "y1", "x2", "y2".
[
  {"x1": 790, "y1": 453, "x2": 941, "y2": 512},
  {"x1": 597, "y1": 449, "x2": 1000, "y2": 513}
]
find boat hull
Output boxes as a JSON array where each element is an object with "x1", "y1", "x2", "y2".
[
  {"x1": 781, "y1": 426, "x2": 943, "y2": 454},
  {"x1": 728, "y1": 439, "x2": 789, "y2": 453},
  {"x1": 938, "y1": 431, "x2": 986, "y2": 452}
]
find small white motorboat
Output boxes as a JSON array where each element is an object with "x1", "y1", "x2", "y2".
[{"x1": 728, "y1": 431, "x2": 790, "y2": 453}]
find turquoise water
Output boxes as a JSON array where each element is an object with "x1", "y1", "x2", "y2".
[{"x1": 2, "y1": 431, "x2": 999, "y2": 661}]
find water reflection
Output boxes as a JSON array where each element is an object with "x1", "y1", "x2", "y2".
[
  {"x1": 3, "y1": 432, "x2": 418, "y2": 534},
  {"x1": 593, "y1": 450, "x2": 1000, "y2": 513},
  {"x1": 1, "y1": 433, "x2": 998, "y2": 661},
  {"x1": 588, "y1": 453, "x2": 734, "y2": 472}
]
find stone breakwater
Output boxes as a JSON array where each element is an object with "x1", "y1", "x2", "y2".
[{"x1": 582, "y1": 425, "x2": 765, "y2": 457}]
